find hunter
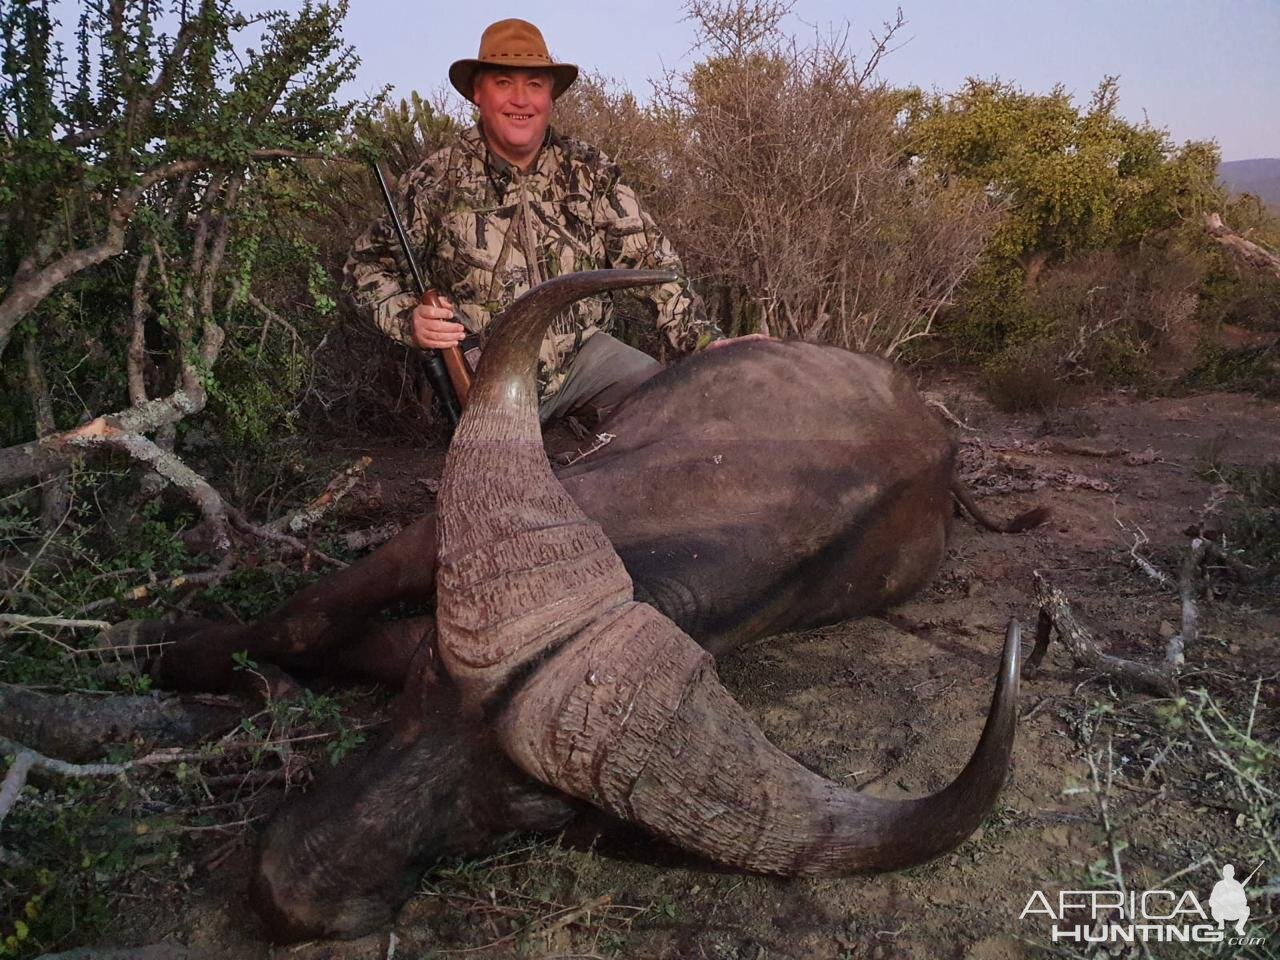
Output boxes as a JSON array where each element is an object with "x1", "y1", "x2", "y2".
[{"x1": 346, "y1": 18, "x2": 753, "y2": 423}]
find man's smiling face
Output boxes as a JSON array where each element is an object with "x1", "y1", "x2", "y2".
[{"x1": 472, "y1": 67, "x2": 554, "y2": 169}]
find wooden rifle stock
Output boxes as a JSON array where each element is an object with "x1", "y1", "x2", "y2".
[{"x1": 421, "y1": 290, "x2": 472, "y2": 409}]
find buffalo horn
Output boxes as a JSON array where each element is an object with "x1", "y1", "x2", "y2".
[{"x1": 435, "y1": 270, "x2": 1020, "y2": 874}]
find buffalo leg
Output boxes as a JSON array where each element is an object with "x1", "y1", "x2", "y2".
[
  {"x1": 320, "y1": 614, "x2": 437, "y2": 690},
  {"x1": 153, "y1": 516, "x2": 440, "y2": 691}
]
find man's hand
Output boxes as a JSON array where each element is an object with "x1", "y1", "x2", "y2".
[
  {"x1": 411, "y1": 296, "x2": 466, "y2": 351},
  {"x1": 706, "y1": 333, "x2": 775, "y2": 351}
]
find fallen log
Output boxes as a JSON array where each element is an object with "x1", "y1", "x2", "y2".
[{"x1": 0, "y1": 683, "x2": 243, "y2": 763}]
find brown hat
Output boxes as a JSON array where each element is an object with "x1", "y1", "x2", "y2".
[{"x1": 449, "y1": 19, "x2": 578, "y2": 102}]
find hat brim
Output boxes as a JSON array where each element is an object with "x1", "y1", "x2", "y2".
[{"x1": 449, "y1": 59, "x2": 578, "y2": 102}]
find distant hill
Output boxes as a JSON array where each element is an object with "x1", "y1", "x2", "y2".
[{"x1": 1220, "y1": 158, "x2": 1280, "y2": 209}]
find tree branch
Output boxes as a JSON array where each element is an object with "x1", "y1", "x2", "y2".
[
  {"x1": 0, "y1": 159, "x2": 204, "y2": 359},
  {"x1": 0, "y1": 736, "x2": 205, "y2": 831},
  {"x1": 22, "y1": 334, "x2": 70, "y2": 529},
  {"x1": 0, "y1": 150, "x2": 323, "y2": 361},
  {"x1": 1204, "y1": 211, "x2": 1280, "y2": 280},
  {"x1": 1029, "y1": 540, "x2": 1211, "y2": 697},
  {"x1": 97, "y1": 432, "x2": 232, "y2": 555},
  {"x1": 127, "y1": 248, "x2": 155, "y2": 407},
  {"x1": 266, "y1": 456, "x2": 371, "y2": 534},
  {"x1": 0, "y1": 389, "x2": 206, "y2": 484},
  {"x1": 1031, "y1": 571, "x2": 1181, "y2": 696}
]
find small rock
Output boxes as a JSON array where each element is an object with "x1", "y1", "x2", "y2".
[{"x1": 1159, "y1": 620, "x2": 1176, "y2": 638}]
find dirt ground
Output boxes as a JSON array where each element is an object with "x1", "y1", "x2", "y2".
[{"x1": 115, "y1": 379, "x2": 1278, "y2": 960}]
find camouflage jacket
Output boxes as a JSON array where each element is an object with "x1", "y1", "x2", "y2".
[{"x1": 344, "y1": 124, "x2": 723, "y2": 400}]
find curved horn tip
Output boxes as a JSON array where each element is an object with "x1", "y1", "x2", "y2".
[
  {"x1": 1003, "y1": 619, "x2": 1022, "y2": 673},
  {"x1": 1000, "y1": 618, "x2": 1022, "y2": 701},
  {"x1": 540, "y1": 267, "x2": 679, "y2": 295}
]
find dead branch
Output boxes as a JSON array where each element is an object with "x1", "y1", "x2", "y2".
[
  {"x1": 0, "y1": 683, "x2": 242, "y2": 763},
  {"x1": 0, "y1": 614, "x2": 112, "y2": 632},
  {"x1": 0, "y1": 736, "x2": 202, "y2": 830},
  {"x1": 1030, "y1": 539, "x2": 1212, "y2": 695},
  {"x1": 100, "y1": 431, "x2": 233, "y2": 554},
  {"x1": 1116, "y1": 517, "x2": 1175, "y2": 589},
  {"x1": 228, "y1": 508, "x2": 346, "y2": 568},
  {"x1": 1045, "y1": 440, "x2": 1125, "y2": 459},
  {"x1": 78, "y1": 556, "x2": 236, "y2": 613},
  {"x1": 1130, "y1": 546, "x2": 1172, "y2": 588},
  {"x1": 1031, "y1": 571, "x2": 1179, "y2": 695},
  {"x1": 1204, "y1": 212, "x2": 1280, "y2": 280},
  {"x1": 0, "y1": 389, "x2": 207, "y2": 483},
  {"x1": 923, "y1": 394, "x2": 975, "y2": 432},
  {"x1": 4, "y1": 420, "x2": 347, "y2": 565},
  {"x1": 267, "y1": 456, "x2": 372, "y2": 534},
  {"x1": 1166, "y1": 539, "x2": 1210, "y2": 672}
]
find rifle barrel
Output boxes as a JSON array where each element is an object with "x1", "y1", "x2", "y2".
[
  {"x1": 372, "y1": 161, "x2": 427, "y2": 296},
  {"x1": 369, "y1": 160, "x2": 463, "y2": 426}
]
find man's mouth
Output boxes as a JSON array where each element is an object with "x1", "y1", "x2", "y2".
[{"x1": 505, "y1": 113, "x2": 534, "y2": 121}]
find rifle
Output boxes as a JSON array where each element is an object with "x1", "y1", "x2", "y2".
[{"x1": 370, "y1": 161, "x2": 472, "y2": 426}]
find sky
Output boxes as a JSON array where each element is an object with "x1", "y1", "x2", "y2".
[
  {"x1": 320, "y1": 0, "x2": 1279, "y2": 162},
  {"x1": 46, "y1": 1, "x2": 1279, "y2": 161}
]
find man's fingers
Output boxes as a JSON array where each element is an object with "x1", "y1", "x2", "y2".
[
  {"x1": 413, "y1": 303, "x2": 456, "y2": 321},
  {"x1": 411, "y1": 306, "x2": 466, "y2": 351},
  {"x1": 420, "y1": 318, "x2": 465, "y2": 336}
]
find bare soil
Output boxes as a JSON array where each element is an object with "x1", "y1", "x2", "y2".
[{"x1": 120, "y1": 381, "x2": 1280, "y2": 959}]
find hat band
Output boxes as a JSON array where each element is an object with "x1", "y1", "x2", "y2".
[{"x1": 480, "y1": 52, "x2": 556, "y2": 63}]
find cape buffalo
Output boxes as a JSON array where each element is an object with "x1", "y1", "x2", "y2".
[{"x1": 138, "y1": 270, "x2": 1042, "y2": 941}]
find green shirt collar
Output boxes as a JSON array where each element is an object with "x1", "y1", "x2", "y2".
[{"x1": 467, "y1": 123, "x2": 557, "y2": 185}]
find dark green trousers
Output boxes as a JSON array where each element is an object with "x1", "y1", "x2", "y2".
[{"x1": 538, "y1": 332, "x2": 662, "y2": 424}]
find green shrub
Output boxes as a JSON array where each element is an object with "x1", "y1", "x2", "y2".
[
  {"x1": 961, "y1": 244, "x2": 1206, "y2": 403},
  {"x1": 944, "y1": 259, "x2": 1046, "y2": 361},
  {"x1": 979, "y1": 343, "x2": 1070, "y2": 413},
  {"x1": 1213, "y1": 462, "x2": 1280, "y2": 575},
  {"x1": 1184, "y1": 343, "x2": 1280, "y2": 398}
]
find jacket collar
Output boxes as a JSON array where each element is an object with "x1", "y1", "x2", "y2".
[{"x1": 465, "y1": 123, "x2": 556, "y2": 188}]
